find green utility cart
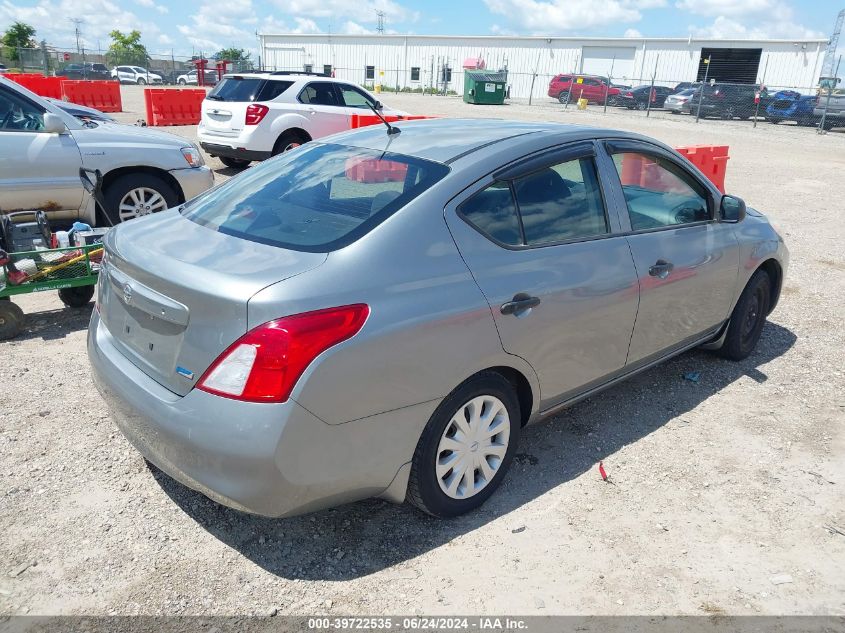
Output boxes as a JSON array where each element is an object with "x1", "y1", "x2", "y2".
[{"x1": 463, "y1": 71, "x2": 508, "y2": 105}]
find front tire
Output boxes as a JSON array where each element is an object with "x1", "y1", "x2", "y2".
[
  {"x1": 407, "y1": 372, "x2": 521, "y2": 518},
  {"x1": 717, "y1": 269, "x2": 771, "y2": 361},
  {"x1": 178, "y1": 78, "x2": 186, "y2": 86},
  {"x1": 58, "y1": 285, "x2": 95, "y2": 308},
  {"x1": 137, "y1": 77, "x2": 146, "y2": 86},
  {"x1": 557, "y1": 91, "x2": 570, "y2": 104},
  {"x1": 103, "y1": 173, "x2": 179, "y2": 224}
]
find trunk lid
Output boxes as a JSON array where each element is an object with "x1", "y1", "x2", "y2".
[{"x1": 99, "y1": 209, "x2": 327, "y2": 395}]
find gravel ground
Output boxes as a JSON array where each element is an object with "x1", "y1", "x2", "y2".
[{"x1": 1, "y1": 87, "x2": 844, "y2": 617}]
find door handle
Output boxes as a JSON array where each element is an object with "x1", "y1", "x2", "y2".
[
  {"x1": 648, "y1": 259, "x2": 674, "y2": 279},
  {"x1": 500, "y1": 293, "x2": 541, "y2": 316}
]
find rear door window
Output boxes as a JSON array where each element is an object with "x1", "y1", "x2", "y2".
[
  {"x1": 207, "y1": 77, "x2": 268, "y2": 102},
  {"x1": 458, "y1": 182, "x2": 522, "y2": 246},
  {"x1": 183, "y1": 143, "x2": 449, "y2": 252},
  {"x1": 298, "y1": 82, "x2": 341, "y2": 106},
  {"x1": 514, "y1": 157, "x2": 608, "y2": 245}
]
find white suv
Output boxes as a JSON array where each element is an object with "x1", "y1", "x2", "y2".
[
  {"x1": 111, "y1": 66, "x2": 163, "y2": 85},
  {"x1": 197, "y1": 72, "x2": 406, "y2": 168}
]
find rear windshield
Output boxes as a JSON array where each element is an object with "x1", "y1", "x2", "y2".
[
  {"x1": 207, "y1": 77, "x2": 293, "y2": 102},
  {"x1": 183, "y1": 143, "x2": 450, "y2": 252}
]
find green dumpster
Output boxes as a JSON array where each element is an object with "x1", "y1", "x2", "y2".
[{"x1": 463, "y1": 70, "x2": 508, "y2": 105}]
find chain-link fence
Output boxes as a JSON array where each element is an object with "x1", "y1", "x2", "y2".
[{"x1": 1, "y1": 46, "x2": 254, "y2": 84}]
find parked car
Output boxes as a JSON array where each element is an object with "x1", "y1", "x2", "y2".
[
  {"x1": 197, "y1": 72, "x2": 406, "y2": 169},
  {"x1": 0, "y1": 76, "x2": 213, "y2": 226},
  {"x1": 765, "y1": 90, "x2": 816, "y2": 125},
  {"x1": 89, "y1": 118, "x2": 788, "y2": 519},
  {"x1": 813, "y1": 89, "x2": 845, "y2": 130},
  {"x1": 45, "y1": 97, "x2": 116, "y2": 122},
  {"x1": 56, "y1": 62, "x2": 111, "y2": 80},
  {"x1": 617, "y1": 85, "x2": 674, "y2": 110},
  {"x1": 682, "y1": 83, "x2": 769, "y2": 120},
  {"x1": 673, "y1": 81, "x2": 700, "y2": 93},
  {"x1": 0, "y1": 64, "x2": 8, "y2": 74},
  {"x1": 547, "y1": 74, "x2": 620, "y2": 104},
  {"x1": 111, "y1": 66, "x2": 163, "y2": 85},
  {"x1": 176, "y1": 69, "x2": 219, "y2": 86},
  {"x1": 664, "y1": 88, "x2": 699, "y2": 113}
]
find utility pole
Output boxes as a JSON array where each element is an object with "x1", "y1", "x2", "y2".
[
  {"x1": 70, "y1": 18, "x2": 84, "y2": 54},
  {"x1": 695, "y1": 55, "x2": 711, "y2": 124},
  {"x1": 375, "y1": 10, "x2": 385, "y2": 35}
]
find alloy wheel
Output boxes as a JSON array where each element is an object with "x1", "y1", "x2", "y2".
[
  {"x1": 118, "y1": 187, "x2": 168, "y2": 222},
  {"x1": 435, "y1": 395, "x2": 511, "y2": 500}
]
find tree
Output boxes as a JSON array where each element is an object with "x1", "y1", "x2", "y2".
[
  {"x1": 106, "y1": 30, "x2": 148, "y2": 67},
  {"x1": 215, "y1": 47, "x2": 250, "y2": 62},
  {"x1": 2, "y1": 22, "x2": 37, "y2": 61}
]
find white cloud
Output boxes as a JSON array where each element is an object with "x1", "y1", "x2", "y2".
[
  {"x1": 688, "y1": 15, "x2": 824, "y2": 39},
  {"x1": 675, "y1": 0, "x2": 779, "y2": 17},
  {"x1": 274, "y1": 0, "x2": 419, "y2": 26},
  {"x1": 624, "y1": 28, "x2": 643, "y2": 37},
  {"x1": 293, "y1": 17, "x2": 321, "y2": 33},
  {"x1": 482, "y1": 0, "x2": 664, "y2": 32},
  {"x1": 340, "y1": 20, "x2": 372, "y2": 35}
]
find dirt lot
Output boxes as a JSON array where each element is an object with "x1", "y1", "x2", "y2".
[{"x1": 1, "y1": 86, "x2": 844, "y2": 617}]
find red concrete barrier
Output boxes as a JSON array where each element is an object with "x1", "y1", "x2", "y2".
[
  {"x1": 6, "y1": 73, "x2": 66, "y2": 99},
  {"x1": 143, "y1": 88, "x2": 206, "y2": 126},
  {"x1": 675, "y1": 145, "x2": 730, "y2": 193},
  {"x1": 61, "y1": 80, "x2": 122, "y2": 112},
  {"x1": 345, "y1": 157, "x2": 408, "y2": 183}
]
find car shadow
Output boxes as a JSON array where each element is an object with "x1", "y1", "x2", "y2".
[
  {"x1": 155, "y1": 321, "x2": 796, "y2": 581},
  {"x1": 13, "y1": 304, "x2": 93, "y2": 341}
]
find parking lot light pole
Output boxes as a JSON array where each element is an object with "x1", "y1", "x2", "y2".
[{"x1": 696, "y1": 55, "x2": 711, "y2": 124}]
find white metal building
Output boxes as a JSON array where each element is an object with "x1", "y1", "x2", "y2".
[{"x1": 258, "y1": 33, "x2": 828, "y2": 99}]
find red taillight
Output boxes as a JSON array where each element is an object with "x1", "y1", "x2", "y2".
[
  {"x1": 245, "y1": 103, "x2": 269, "y2": 125},
  {"x1": 198, "y1": 304, "x2": 369, "y2": 403}
]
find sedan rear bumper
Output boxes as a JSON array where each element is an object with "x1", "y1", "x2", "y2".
[{"x1": 88, "y1": 311, "x2": 431, "y2": 517}]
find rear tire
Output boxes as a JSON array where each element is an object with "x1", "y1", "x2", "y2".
[
  {"x1": 178, "y1": 78, "x2": 186, "y2": 86},
  {"x1": 58, "y1": 285, "x2": 95, "y2": 308},
  {"x1": 717, "y1": 269, "x2": 771, "y2": 361},
  {"x1": 272, "y1": 131, "x2": 307, "y2": 156},
  {"x1": 0, "y1": 300, "x2": 24, "y2": 340},
  {"x1": 636, "y1": 101, "x2": 648, "y2": 111},
  {"x1": 219, "y1": 156, "x2": 251, "y2": 169},
  {"x1": 407, "y1": 372, "x2": 521, "y2": 518},
  {"x1": 103, "y1": 173, "x2": 179, "y2": 224},
  {"x1": 137, "y1": 77, "x2": 146, "y2": 86}
]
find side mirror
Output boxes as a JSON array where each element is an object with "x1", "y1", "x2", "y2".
[
  {"x1": 720, "y1": 195, "x2": 746, "y2": 223},
  {"x1": 374, "y1": 100, "x2": 384, "y2": 110},
  {"x1": 43, "y1": 112, "x2": 67, "y2": 134}
]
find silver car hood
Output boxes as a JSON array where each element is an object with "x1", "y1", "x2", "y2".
[{"x1": 75, "y1": 121, "x2": 195, "y2": 148}]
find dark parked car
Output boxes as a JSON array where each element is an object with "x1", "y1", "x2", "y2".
[
  {"x1": 617, "y1": 85, "x2": 674, "y2": 110},
  {"x1": 766, "y1": 90, "x2": 816, "y2": 125},
  {"x1": 56, "y1": 62, "x2": 111, "y2": 80},
  {"x1": 682, "y1": 84, "x2": 770, "y2": 120}
]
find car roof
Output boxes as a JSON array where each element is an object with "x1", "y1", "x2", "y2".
[
  {"x1": 224, "y1": 72, "x2": 331, "y2": 81},
  {"x1": 325, "y1": 118, "x2": 637, "y2": 164}
]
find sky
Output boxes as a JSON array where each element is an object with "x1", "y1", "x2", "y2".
[{"x1": 0, "y1": 0, "x2": 841, "y2": 60}]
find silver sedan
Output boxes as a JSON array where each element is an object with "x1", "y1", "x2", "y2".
[{"x1": 88, "y1": 119, "x2": 788, "y2": 518}]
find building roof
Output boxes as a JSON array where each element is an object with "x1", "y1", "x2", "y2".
[{"x1": 260, "y1": 33, "x2": 828, "y2": 45}]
